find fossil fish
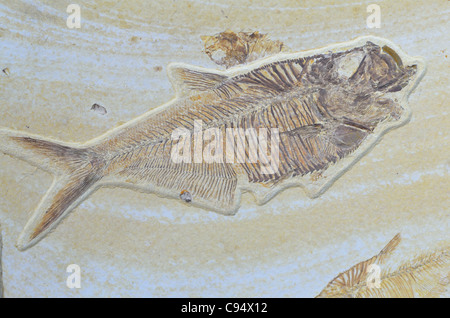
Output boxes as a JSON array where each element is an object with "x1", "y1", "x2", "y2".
[
  {"x1": 316, "y1": 234, "x2": 450, "y2": 298},
  {"x1": 0, "y1": 36, "x2": 425, "y2": 250}
]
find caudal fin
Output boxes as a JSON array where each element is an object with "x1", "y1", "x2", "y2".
[{"x1": 0, "y1": 128, "x2": 103, "y2": 250}]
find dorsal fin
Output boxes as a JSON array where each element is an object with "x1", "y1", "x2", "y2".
[
  {"x1": 316, "y1": 233, "x2": 403, "y2": 297},
  {"x1": 168, "y1": 63, "x2": 229, "y2": 97},
  {"x1": 375, "y1": 232, "x2": 401, "y2": 264}
]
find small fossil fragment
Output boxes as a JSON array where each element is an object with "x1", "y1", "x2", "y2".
[
  {"x1": 201, "y1": 30, "x2": 287, "y2": 68},
  {"x1": 2, "y1": 68, "x2": 9, "y2": 76},
  {"x1": 91, "y1": 103, "x2": 107, "y2": 115},
  {"x1": 0, "y1": 36, "x2": 425, "y2": 250},
  {"x1": 180, "y1": 190, "x2": 192, "y2": 202},
  {"x1": 317, "y1": 234, "x2": 450, "y2": 298}
]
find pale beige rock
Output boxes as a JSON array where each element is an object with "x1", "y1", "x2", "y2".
[
  {"x1": 0, "y1": 0, "x2": 448, "y2": 297},
  {"x1": 0, "y1": 224, "x2": 3, "y2": 298}
]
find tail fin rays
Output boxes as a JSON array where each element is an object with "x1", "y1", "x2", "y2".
[
  {"x1": 0, "y1": 129, "x2": 102, "y2": 250},
  {"x1": 17, "y1": 172, "x2": 100, "y2": 250},
  {"x1": 0, "y1": 129, "x2": 94, "y2": 176}
]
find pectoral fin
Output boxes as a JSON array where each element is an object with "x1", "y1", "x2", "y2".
[{"x1": 331, "y1": 124, "x2": 369, "y2": 150}]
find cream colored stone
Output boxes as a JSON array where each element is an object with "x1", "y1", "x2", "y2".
[
  {"x1": 0, "y1": 224, "x2": 3, "y2": 298},
  {"x1": 0, "y1": 0, "x2": 448, "y2": 297}
]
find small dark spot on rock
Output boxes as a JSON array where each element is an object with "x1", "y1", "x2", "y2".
[
  {"x1": 180, "y1": 190, "x2": 192, "y2": 203},
  {"x1": 220, "y1": 9, "x2": 228, "y2": 18},
  {"x1": 153, "y1": 66, "x2": 162, "y2": 72},
  {"x1": 2, "y1": 68, "x2": 10, "y2": 76},
  {"x1": 130, "y1": 36, "x2": 142, "y2": 43},
  {"x1": 91, "y1": 103, "x2": 107, "y2": 115}
]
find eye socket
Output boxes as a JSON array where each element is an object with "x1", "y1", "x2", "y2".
[{"x1": 335, "y1": 51, "x2": 365, "y2": 78}]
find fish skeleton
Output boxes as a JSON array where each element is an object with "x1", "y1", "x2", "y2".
[
  {"x1": 316, "y1": 234, "x2": 450, "y2": 298},
  {"x1": 0, "y1": 36, "x2": 425, "y2": 250}
]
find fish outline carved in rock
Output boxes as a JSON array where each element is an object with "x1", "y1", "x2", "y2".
[{"x1": 0, "y1": 36, "x2": 426, "y2": 250}]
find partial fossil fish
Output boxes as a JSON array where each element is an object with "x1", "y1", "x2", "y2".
[
  {"x1": 316, "y1": 234, "x2": 450, "y2": 298},
  {"x1": 0, "y1": 36, "x2": 425, "y2": 250}
]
